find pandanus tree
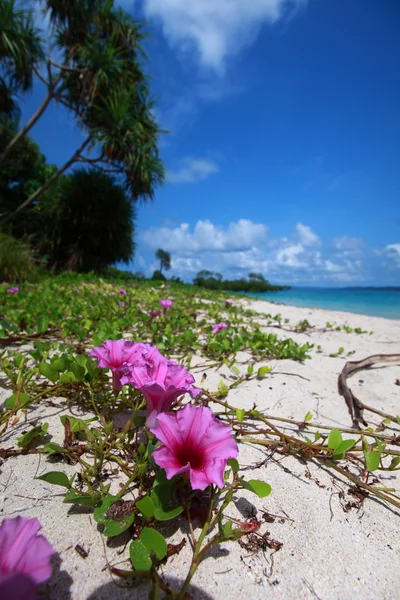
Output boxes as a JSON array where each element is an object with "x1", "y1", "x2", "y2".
[
  {"x1": 0, "y1": 0, "x2": 164, "y2": 223},
  {"x1": 0, "y1": 0, "x2": 44, "y2": 119},
  {"x1": 43, "y1": 168, "x2": 136, "y2": 272}
]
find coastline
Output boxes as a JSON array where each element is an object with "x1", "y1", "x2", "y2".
[
  {"x1": 1, "y1": 293, "x2": 400, "y2": 599},
  {"x1": 242, "y1": 294, "x2": 400, "y2": 329},
  {"x1": 245, "y1": 287, "x2": 400, "y2": 320}
]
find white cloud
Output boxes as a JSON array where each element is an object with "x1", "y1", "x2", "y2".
[
  {"x1": 167, "y1": 157, "x2": 219, "y2": 183},
  {"x1": 140, "y1": 219, "x2": 369, "y2": 283},
  {"x1": 276, "y1": 244, "x2": 306, "y2": 268},
  {"x1": 333, "y1": 236, "x2": 364, "y2": 258},
  {"x1": 139, "y1": 0, "x2": 307, "y2": 71},
  {"x1": 324, "y1": 260, "x2": 343, "y2": 273},
  {"x1": 381, "y1": 243, "x2": 400, "y2": 267},
  {"x1": 141, "y1": 219, "x2": 268, "y2": 253},
  {"x1": 296, "y1": 222, "x2": 320, "y2": 247}
]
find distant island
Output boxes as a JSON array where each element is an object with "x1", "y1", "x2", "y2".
[{"x1": 193, "y1": 270, "x2": 289, "y2": 293}]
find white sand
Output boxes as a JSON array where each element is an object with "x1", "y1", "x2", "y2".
[{"x1": 1, "y1": 298, "x2": 400, "y2": 599}]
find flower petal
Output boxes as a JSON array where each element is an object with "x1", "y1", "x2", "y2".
[
  {"x1": 152, "y1": 446, "x2": 189, "y2": 480},
  {"x1": 189, "y1": 467, "x2": 212, "y2": 491},
  {"x1": 0, "y1": 573, "x2": 37, "y2": 600},
  {"x1": 176, "y1": 405, "x2": 214, "y2": 446},
  {"x1": 150, "y1": 412, "x2": 183, "y2": 449}
]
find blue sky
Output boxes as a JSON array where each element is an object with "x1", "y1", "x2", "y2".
[{"x1": 22, "y1": 0, "x2": 400, "y2": 285}]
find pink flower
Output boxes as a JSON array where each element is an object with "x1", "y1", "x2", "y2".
[
  {"x1": 1, "y1": 281, "x2": 8, "y2": 286},
  {"x1": 5, "y1": 286, "x2": 19, "y2": 294},
  {"x1": 0, "y1": 516, "x2": 54, "y2": 600},
  {"x1": 212, "y1": 322, "x2": 228, "y2": 334},
  {"x1": 225, "y1": 300, "x2": 233, "y2": 307},
  {"x1": 150, "y1": 405, "x2": 239, "y2": 491},
  {"x1": 122, "y1": 356, "x2": 201, "y2": 428},
  {"x1": 160, "y1": 299, "x2": 173, "y2": 313},
  {"x1": 148, "y1": 310, "x2": 161, "y2": 319},
  {"x1": 118, "y1": 301, "x2": 126, "y2": 307},
  {"x1": 89, "y1": 340, "x2": 147, "y2": 391},
  {"x1": 118, "y1": 289, "x2": 127, "y2": 295}
]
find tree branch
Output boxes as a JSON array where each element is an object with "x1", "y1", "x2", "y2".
[
  {"x1": 338, "y1": 354, "x2": 400, "y2": 428},
  {"x1": 0, "y1": 64, "x2": 63, "y2": 165},
  {"x1": 0, "y1": 136, "x2": 92, "y2": 222}
]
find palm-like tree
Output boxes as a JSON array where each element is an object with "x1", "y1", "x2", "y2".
[
  {"x1": 1, "y1": 0, "x2": 164, "y2": 222},
  {"x1": 0, "y1": 0, "x2": 44, "y2": 116},
  {"x1": 155, "y1": 248, "x2": 171, "y2": 274},
  {"x1": 43, "y1": 167, "x2": 136, "y2": 272}
]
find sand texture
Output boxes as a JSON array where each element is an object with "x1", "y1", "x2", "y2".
[{"x1": 1, "y1": 298, "x2": 400, "y2": 600}]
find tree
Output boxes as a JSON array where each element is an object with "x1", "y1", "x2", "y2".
[
  {"x1": 155, "y1": 248, "x2": 171, "y2": 274},
  {"x1": 248, "y1": 272, "x2": 267, "y2": 282},
  {"x1": 0, "y1": 118, "x2": 54, "y2": 240},
  {"x1": 43, "y1": 168, "x2": 136, "y2": 272},
  {"x1": 0, "y1": 0, "x2": 164, "y2": 223},
  {"x1": 0, "y1": 0, "x2": 44, "y2": 118}
]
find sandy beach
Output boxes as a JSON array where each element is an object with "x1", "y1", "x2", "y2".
[{"x1": 1, "y1": 296, "x2": 400, "y2": 600}]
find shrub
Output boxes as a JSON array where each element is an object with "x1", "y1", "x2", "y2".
[{"x1": 0, "y1": 232, "x2": 38, "y2": 281}]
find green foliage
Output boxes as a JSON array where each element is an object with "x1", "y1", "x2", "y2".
[
  {"x1": 0, "y1": 120, "x2": 53, "y2": 237},
  {"x1": 151, "y1": 269, "x2": 166, "y2": 281},
  {"x1": 130, "y1": 528, "x2": 167, "y2": 571},
  {"x1": 193, "y1": 270, "x2": 288, "y2": 292},
  {"x1": 0, "y1": 0, "x2": 44, "y2": 116},
  {"x1": 36, "y1": 471, "x2": 71, "y2": 488},
  {"x1": 43, "y1": 168, "x2": 136, "y2": 272},
  {"x1": 1, "y1": 0, "x2": 165, "y2": 223},
  {"x1": 0, "y1": 232, "x2": 38, "y2": 281}
]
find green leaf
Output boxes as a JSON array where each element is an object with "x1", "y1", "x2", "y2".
[
  {"x1": 70, "y1": 361, "x2": 85, "y2": 381},
  {"x1": 222, "y1": 520, "x2": 233, "y2": 537},
  {"x1": 63, "y1": 490, "x2": 99, "y2": 506},
  {"x1": 36, "y1": 471, "x2": 70, "y2": 488},
  {"x1": 364, "y1": 451, "x2": 381, "y2": 472},
  {"x1": 59, "y1": 371, "x2": 77, "y2": 384},
  {"x1": 231, "y1": 366, "x2": 240, "y2": 377},
  {"x1": 389, "y1": 457, "x2": 400, "y2": 470},
  {"x1": 17, "y1": 423, "x2": 48, "y2": 447},
  {"x1": 5, "y1": 392, "x2": 30, "y2": 410},
  {"x1": 332, "y1": 439, "x2": 356, "y2": 458},
  {"x1": 93, "y1": 496, "x2": 119, "y2": 524},
  {"x1": 304, "y1": 411, "x2": 313, "y2": 422},
  {"x1": 51, "y1": 358, "x2": 66, "y2": 372},
  {"x1": 43, "y1": 442, "x2": 64, "y2": 455},
  {"x1": 39, "y1": 362, "x2": 59, "y2": 383},
  {"x1": 242, "y1": 479, "x2": 272, "y2": 498},
  {"x1": 103, "y1": 512, "x2": 135, "y2": 537},
  {"x1": 247, "y1": 365, "x2": 254, "y2": 376},
  {"x1": 154, "y1": 506, "x2": 183, "y2": 521},
  {"x1": 236, "y1": 408, "x2": 245, "y2": 423},
  {"x1": 60, "y1": 415, "x2": 95, "y2": 433},
  {"x1": 140, "y1": 528, "x2": 167, "y2": 560},
  {"x1": 36, "y1": 316, "x2": 49, "y2": 333},
  {"x1": 257, "y1": 366, "x2": 271, "y2": 378},
  {"x1": 328, "y1": 429, "x2": 343, "y2": 450},
  {"x1": 136, "y1": 496, "x2": 155, "y2": 519},
  {"x1": 227, "y1": 458, "x2": 239, "y2": 473},
  {"x1": 14, "y1": 353, "x2": 24, "y2": 368},
  {"x1": 129, "y1": 540, "x2": 152, "y2": 572}
]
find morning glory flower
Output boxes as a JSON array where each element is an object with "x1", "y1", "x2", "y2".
[{"x1": 150, "y1": 404, "x2": 238, "y2": 490}]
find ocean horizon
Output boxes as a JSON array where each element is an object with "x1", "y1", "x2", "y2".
[{"x1": 245, "y1": 287, "x2": 400, "y2": 320}]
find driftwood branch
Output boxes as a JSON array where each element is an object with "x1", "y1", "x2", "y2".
[{"x1": 338, "y1": 354, "x2": 400, "y2": 429}]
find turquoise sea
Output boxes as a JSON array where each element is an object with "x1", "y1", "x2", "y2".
[{"x1": 246, "y1": 288, "x2": 400, "y2": 320}]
